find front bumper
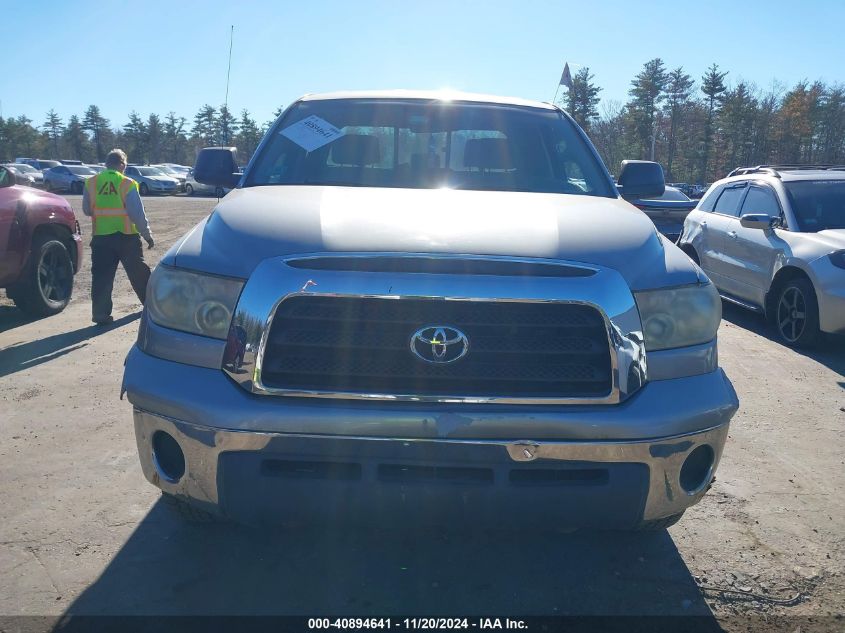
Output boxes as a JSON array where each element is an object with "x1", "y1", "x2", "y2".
[
  {"x1": 126, "y1": 347, "x2": 738, "y2": 528},
  {"x1": 811, "y1": 256, "x2": 845, "y2": 334}
]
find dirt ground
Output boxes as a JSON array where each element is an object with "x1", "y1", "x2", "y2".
[{"x1": 0, "y1": 194, "x2": 843, "y2": 631}]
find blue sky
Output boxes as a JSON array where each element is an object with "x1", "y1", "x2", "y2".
[{"x1": 2, "y1": 0, "x2": 843, "y2": 128}]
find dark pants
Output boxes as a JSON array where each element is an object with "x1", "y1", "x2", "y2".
[{"x1": 91, "y1": 233, "x2": 151, "y2": 321}]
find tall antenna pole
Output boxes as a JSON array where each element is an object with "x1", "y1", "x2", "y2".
[{"x1": 223, "y1": 25, "x2": 234, "y2": 146}]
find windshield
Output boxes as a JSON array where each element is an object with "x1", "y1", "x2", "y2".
[
  {"x1": 136, "y1": 167, "x2": 165, "y2": 176},
  {"x1": 13, "y1": 164, "x2": 38, "y2": 174},
  {"x1": 37, "y1": 160, "x2": 60, "y2": 169},
  {"x1": 67, "y1": 166, "x2": 95, "y2": 175},
  {"x1": 785, "y1": 180, "x2": 845, "y2": 232},
  {"x1": 654, "y1": 187, "x2": 691, "y2": 202},
  {"x1": 246, "y1": 99, "x2": 614, "y2": 196}
]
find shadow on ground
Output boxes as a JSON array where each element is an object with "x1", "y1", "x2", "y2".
[
  {"x1": 0, "y1": 312, "x2": 140, "y2": 378},
  {"x1": 720, "y1": 302, "x2": 845, "y2": 379},
  {"x1": 0, "y1": 304, "x2": 42, "y2": 334},
  {"x1": 55, "y1": 499, "x2": 720, "y2": 625}
]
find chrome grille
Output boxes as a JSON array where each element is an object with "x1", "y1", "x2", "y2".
[{"x1": 260, "y1": 296, "x2": 612, "y2": 399}]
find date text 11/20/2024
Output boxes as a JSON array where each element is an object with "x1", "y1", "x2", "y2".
[{"x1": 308, "y1": 618, "x2": 528, "y2": 630}]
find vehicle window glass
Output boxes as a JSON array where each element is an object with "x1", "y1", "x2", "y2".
[
  {"x1": 713, "y1": 185, "x2": 746, "y2": 216},
  {"x1": 652, "y1": 188, "x2": 690, "y2": 202},
  {"x1": 784, "y1": 180, "x2": 845, "y2": 232},
  {"x1": 741, "y1": 186, "x2": 781, "y2": 218},
  {"x1": 696, "y1": 185, "x2": 722, "y2": 212},
  {"x1": 248, "y1": 99, "x2": 613, "y2": 197},
  {"x1": 67, "y1": 166, "x2": 94, "y2": 175},
  {"x1": 0, "y1": 168, "x2": 11, "y2": 187}
]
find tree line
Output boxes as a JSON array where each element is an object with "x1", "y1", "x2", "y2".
[
  {"x1": 564, "y1": 59, "x2": 845, "y2": 183},
  {"x1": 2, "y1": 59, "x2": 844, "y2": 183},
  {"x1": 0, "y1": 104, "x2": 284, "y2": 167}
]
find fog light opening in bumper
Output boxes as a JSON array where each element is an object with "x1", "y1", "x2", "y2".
[
  {"x1": 152, "y1": 430, "x2": 186, "y2": 483},
  {"x1": 679, "y1": 444, "x2": 715, "y2": 495}
]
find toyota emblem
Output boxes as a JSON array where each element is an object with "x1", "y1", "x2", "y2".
[{"x1": 410, "y1": 326, "x2": 469, "y2": 364}]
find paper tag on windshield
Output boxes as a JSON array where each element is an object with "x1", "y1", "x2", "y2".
[{"x1": 280, "y1": 115, "x2": 345, "y2": 152}]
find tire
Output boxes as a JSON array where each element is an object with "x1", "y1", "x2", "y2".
[
  {"x1": 635, "y1": 511, "x2": 685, "y2": 531},
  {"x1": 161, "y1": 492, "x2": 218, "y2": 523},
  {"x1": 139, "y1": 182, "x2": 149, "y2": 196},
  {"x1": 771, "y1": 277, "x2": 820, "y2": 348},
  {"x1": 185, "y1": 183, "x2": 194, "y2": 196},
  {"x1": 12, "y1": 236, "x2": 75, "y2": 317},
  {"x1": 70, "y1": 181, "x2": 82, "y2": 194}
]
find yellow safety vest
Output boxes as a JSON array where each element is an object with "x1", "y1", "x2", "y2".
[{"x1": 86, "y1": 170, "x2": 139, "y2": 236}]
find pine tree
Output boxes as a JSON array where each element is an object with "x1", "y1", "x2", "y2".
[
  {"x1": 663, "y1": 68, "x2": 694, "y2": 180},
  {"x1": 147, "y1": 113, "x2": 164, "y2": 164},
  {"x1": 627, "y1": 58, "x2": 668, "y2": 160},
  {"x1": 82, "y1": 105, "x2": 111, "y2": 162},
  {"x1": 192, "y1": 105, "x2": 217, "y2": 146},
  {"x1": 123, "y1": 111, "x2": 148, "y2": 163},
  {"x1": 63, "y1": 115, "x2": 91, "y2": 162},
  {"x1": 43, "y1": 110, "x2": 65, "y2": 159},
  {"x1": 216, "y1": 104, "x2": 239, "y2": 146},
  {"x1": 236, "y1": 109, "x2": 263, "y2": 163},
  {"x1": 565, "y1": 67, "x2": 601, "y2": 131},
  {"x1": 700, "y1": 64, "x2": 728, "y2": 181},
  {"x1": 163, "y1": 112, "x2": 188, "y2": 163}
]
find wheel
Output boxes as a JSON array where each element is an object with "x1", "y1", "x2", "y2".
[
  {"x1": 70, "y1": 181, "x2": 82, "y2": 194},
  {"x1": 772, "y1": 278, "x2": 820, "y2": 347},
  {"x1": 635, "y1": 511, "x2": 685, "y2": 531},
  {"x1": 185, "y1": 183, "x2": 194, "y2": 196},
  {"x1": 12, "y1": 236, "x2": 74, "y2": 317},
  {"x1": 161, "y1": 492, "x2": 218, "y2": 523},
  {"x1": 139, "y1": 182, "x2": 149, "y2": 196},
  {"x1": 44, "y1": 180, "x2": 52, "y2": 192}
]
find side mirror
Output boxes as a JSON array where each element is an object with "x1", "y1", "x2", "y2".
[
  {"x1": 193, "y1": 147, "x2": 241, "y2": 189},
  {"x1": 617, "y1": 160, "x2": 665, "y2": 199},
  {"x1": 740, "y1": 213, "x2": 775, "y2": 230}
]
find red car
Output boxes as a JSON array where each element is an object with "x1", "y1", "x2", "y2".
[{"x1": 0, "y1": 166, "x2": 82, "y2": 317}]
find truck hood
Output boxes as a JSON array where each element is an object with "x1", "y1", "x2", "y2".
[{"x1": 168, "y1": 185, "x2": 701, "y2": 290}]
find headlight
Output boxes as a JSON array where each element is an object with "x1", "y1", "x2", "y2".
[
  {"x1": 146, "y1": 265, "x2": 244, "y2": 339},
  {"x1": 634, "y1": 283, "x2": 721, "y2": 351},
  {"x1": 829, "y1": 250, "x2": 845, "y2": 270}
]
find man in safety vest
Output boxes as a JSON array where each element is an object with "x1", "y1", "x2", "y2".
[{"x1": 82, "y1": 148, "x2": 154, "y2": 325}]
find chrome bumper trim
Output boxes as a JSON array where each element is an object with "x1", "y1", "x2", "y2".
[{"x1": 134, "y1": 407, "x2": 729, "y2": 523}]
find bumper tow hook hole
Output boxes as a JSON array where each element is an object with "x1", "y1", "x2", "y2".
[
  {"x1": 152, "y1": 430, "x2": 186, "y2": 483},
  {"x1": 679, "y1": 444, "x2": 715, "y2": 495}
]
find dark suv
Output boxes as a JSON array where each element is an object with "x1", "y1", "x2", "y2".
[{"x1": 0, "y1": 165, "x2": 82, "y2": 316}]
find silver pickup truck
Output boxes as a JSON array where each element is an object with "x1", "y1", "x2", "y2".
[{"x1": 122, "y1": 90, "x2": 738, "y2": 530}]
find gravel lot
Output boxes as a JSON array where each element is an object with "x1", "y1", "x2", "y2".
[{"x1": 1, "y1": 194, "x2": 843, "y2": 631}]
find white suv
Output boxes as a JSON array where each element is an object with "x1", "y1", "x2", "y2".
[{"x1": 679, "y1": 165, "x2": 845, "y2": 347}]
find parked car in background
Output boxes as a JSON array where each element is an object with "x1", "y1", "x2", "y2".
[
  {"x1": 43, "y1": 165, "x2": 96, "y2": 194},
  {"x1": 124, "y1": 166, "x2": 179, "y2": 196},
  {"x1": 151, "y1": 164, "x2": 187, "y2": 192},
  {"x1": 85, "y1": 164, "x2": 105, "y2": 174},
  {"x1": 679, "y1": 165, "x2": 845, "y2": 347},
  {"x1": 123, "y1": 90, "x2": 738, "y2": 531},
  {"x1": 0, "y1": 165, "x2": 82, "y2": 316},
  {"x1": 691, "y1": 184, "x2": 709, "y2": 198},
  {"x1": 185, "y1": 168, "x2": 227, "y2": 197},
  {"x1": 3, "y1": 163, "x2": 45, "y2": 188},
  {"x1": 59, "y1": 159, "x2": 83, "y2": 166},
  {"x1": 630, "y1": 185, "x2": 697, "y2": 243},
  {"x1": 22, "y1": 159, "x2": 61, "y2": 172}
]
